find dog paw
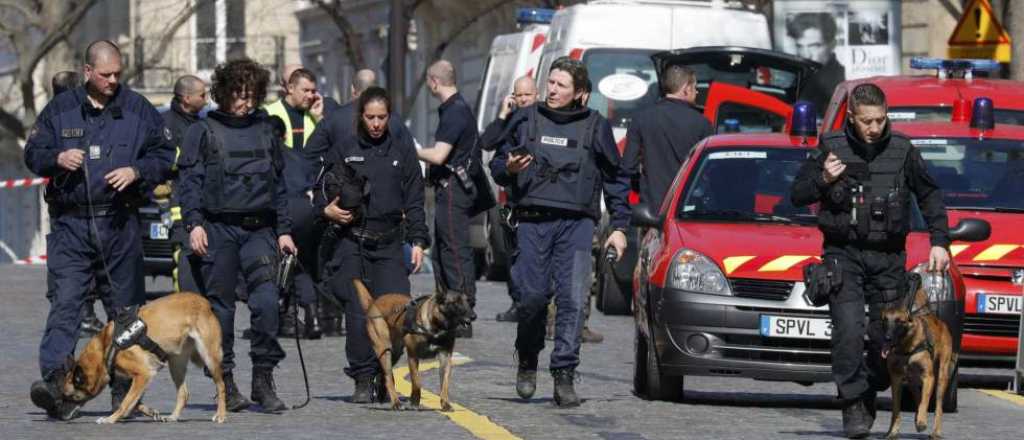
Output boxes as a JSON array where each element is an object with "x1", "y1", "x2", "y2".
[
  {"x1": 95, "y1": 416, "x2": 115, "y2": 424},
  {"x1": 390, "y1": 401, "x2": 405, "y2": 411},
  {"x1": 916, "y1": 422, "x2": 928, "y2": 433},
  {"x1": 212, "y1": 414, "x2": 226, "y2": 424},
  {"x1": 440, "y1": 402, "x2": 453, "y2": 412},
  {"x1": 929, "y1": 433, "x2": 943, "y2": 440},
  {"x1": 159, "y1": 415, "x2": 178, "y2": 423},
  {"x1": 886, "y1": 432, "x2": 900, "y2": 440}
]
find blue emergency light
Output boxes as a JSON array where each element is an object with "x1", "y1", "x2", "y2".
[
  {"x1": 722, "y1": 118, "x2": 741, "y2": 133},
  {"x1": 517, "y1": 8, "x2": 555, "y2": 25},
  {"x1": 909, "y1": 57, "x2": 1001, "y2": 80},
  {"x1": 970, "y1": 97, "x2": 995, "y2": 130},
  {"x1": 790, "y1": 101, "x2": 817, "y2": 137}
]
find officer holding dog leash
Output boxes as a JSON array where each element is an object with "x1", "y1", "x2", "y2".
[
  {"x1": 313, "y1": 86, "x2": 430, "y2": 404},
  {"x1": 26, "y1": 40, "x2": 175, "y2": 420},
  {"x1": 790, "y1": 84, "x2": 950, "y2": 439}
]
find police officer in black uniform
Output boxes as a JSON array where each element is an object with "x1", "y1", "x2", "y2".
[
  {"x1": 26, "y1": 40, "x2": 174, "y2": 420},
  {"x1": 178, "y1": 58, "x2": 296, "y2": 413},
  {"x1": 490, "y1": 57, "x2": 630, "y2": 407},
  {"x1": 314, "y1": 86, "x2": 429, "y2": 403},
  {"x1": 790, "y1": 84, "x2": 950, "y2": 439},
  {"x1": 417, "y1": 60, "x2": 485, "y2": 338},
  {"x1": 164, "y1": 74, "x2": 207, "y2": 294}
]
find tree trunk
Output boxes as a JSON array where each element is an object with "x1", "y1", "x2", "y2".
[{"x1": 1009, "y1": 0, "x2": 1024, "y2": 80}]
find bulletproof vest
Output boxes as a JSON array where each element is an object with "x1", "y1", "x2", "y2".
[
  {"x1": 199, "y1": 118, "x2": 278, "y2": 214},
  {"x1": 817, "y1": 134, "x2": 912, "y2": 244},
  {"x1": 515, "y1": 107, "x2": 600, "y2": 213}
]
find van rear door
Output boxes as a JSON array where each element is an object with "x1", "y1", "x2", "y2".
[{"x1": 652, "y1": 47, "x2": 820, "y2": 133}]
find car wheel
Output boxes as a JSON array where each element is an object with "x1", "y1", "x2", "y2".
[
  {"x1": 636, "y1": 326, "x2": 683, "y2": 402},
  {"x1": 597, "y1": 256, "x2": 630, "y2": 315},
  {"x1": 484, "y1": 212, "x2": 509, "y2": 281},
  {"x1": 633, "y1": 325, "x2": 648, "y2": 397}
]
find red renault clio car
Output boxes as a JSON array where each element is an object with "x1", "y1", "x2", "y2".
[{"x1": 630, "y1": 106, "x2": 991, "y2": 410}]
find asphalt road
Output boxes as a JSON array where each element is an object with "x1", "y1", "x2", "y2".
[{"x1": 1, "y1": 264, "x2": 1021, "y2": 440}]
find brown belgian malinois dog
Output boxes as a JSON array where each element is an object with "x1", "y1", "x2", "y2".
[
  {"x1": 353, "y1": 278, "x2": 475, "y2": 411},
  {"x1": 61, "y1": 292, "x2": 228, "y2": 424},
  {"x1": 880, "y1": 277, "x2": 957, "y2": 440}
]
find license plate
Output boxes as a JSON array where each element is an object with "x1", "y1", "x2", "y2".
[
  {"x1": 149, "y1": 223, "x2": 169, "y2": 240},
  {"x1": 976, "y1": 294, "x2": 1022, "y2": 315},
  {"x1": 760, "y1": 315, "x2": 832, "y2": 340}
]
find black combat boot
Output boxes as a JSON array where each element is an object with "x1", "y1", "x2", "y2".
[
  {"x1": 279, "y1": 302, "x2": 301, "y2": 338},
  {"x1": 515, "y1": 353, "x2": 538, "y2": 399},
  {"x1": 495, "y1": 302, "x2": 519, "y2": 322},
  {"x1": 552, "y1": 368, "x2": 581, "y2": 408},
  {"x1": 351, "y1": 376, "x2": 374, "y2": 404},
  {"x1": 80, "y1": 302, "x2": 104, "y2": 337},
  {"x1": 223, "y1": 371, "x2": 252, "y2": 412},
  {"x1": 862, "y1": 391, "x2": 877, "y2": 431},
  {"x1": 251, "y1": 367, "x2": 286, "y2": 413},
  {"x1": 303, "y1": 303, "x2": 322, "y2": 340},
  {"x1": 30, "y1": 369, "x2": 66, "y2": 419},
  {"x1": 842, "y1": 397, "x2": 871, "y2": 439},
  {"x1": 109, "y1": 375, "x2": 144, "y2": 417}
]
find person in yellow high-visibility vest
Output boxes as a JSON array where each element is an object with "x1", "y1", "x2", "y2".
[{"x1": 263, "y1": 67, "x2": 327, "y2": 339}]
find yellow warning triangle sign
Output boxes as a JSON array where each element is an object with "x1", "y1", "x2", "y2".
[{"x1": 948, "y1": 0, "x2": 1011, "y2": 45}]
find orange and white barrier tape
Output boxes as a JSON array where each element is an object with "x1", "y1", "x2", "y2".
[{"x1": 0, "y1": 177, "x2": 48, "y2": 189}]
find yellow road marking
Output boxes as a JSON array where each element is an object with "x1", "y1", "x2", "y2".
[
  {"x1": 722, "y1": 256, "x2": 755, "y2": 275},
  {"x1": 949, "y1": 244, "x2": 969, "y2": 257},
  {"x1": 393, "y1": 354, "x2": 521, "y2": 440},
  {"x1": 758, "y1": 255, "x2": 813, "y2": 272},
  {"x1": 978, "y1": 389, "x2": 1024, "y2": 406},
  {"x1": 973, "y1": 244, "x2": 1020, "y2": 262}
]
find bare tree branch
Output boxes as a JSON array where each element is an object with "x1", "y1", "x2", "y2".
[
  {"x1": 122, "y1": 0, "x2": 204, "y2": 84},
  {"x1": 402, "y1": 0, "x2": 520, "y2": 111},
  {"x1": 0, "y1": 0, "x2": 40, "y2": 27},
  {"x1": 311, "y1": 0, "x2": 367, "y2": 69}
]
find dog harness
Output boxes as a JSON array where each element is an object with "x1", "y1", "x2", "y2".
[
  {"x1": 402, "y1": 296, "x2": 452, "y2": 344},
  {"x1": 900, "y1": 299, "x2": 937, "y2": 359},
  {"x1": 104, "y1": 312, "x2": 169, "y2": 382}
]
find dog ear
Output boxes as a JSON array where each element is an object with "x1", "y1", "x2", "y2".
[{"x1": 73, "y1": 364, "x2": 86, "y2": 388}]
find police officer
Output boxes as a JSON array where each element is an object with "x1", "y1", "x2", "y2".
[
  {"x1": 417, "y1": 60, "x2": 484, "y2": 338},
  {"x1": 178, "y1": 58, "x2": 297, "y2": 413},
  {"x1": 622, "y1": 64, "x2": 713, "y2": 207},
  {"x1": 26, "y1": 40, "x2": 174, "y2": 419},
  {"x1": 264, "y1": 68, "x2": 326, "y2": 339},
  {"x1": 305, "y1": 68, "x2": 406, "y2": 337},
  {"x1": 490, "y1": 57, "x2": 630, "y2": 407},
  {"x1": 314, "y1": 86, "x2": 429, "y2": 403},
  {"x1": 164, "y1": 74, "x2": 207, "y2": 294},
  {"x1": 790, "y1": 84, "x2": 950, "y2": 439},
  {"x1": 481, "y1": 76, "x2": 537, "y2": 323}
]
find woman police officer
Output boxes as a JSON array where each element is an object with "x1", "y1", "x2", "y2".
[
  {"x1": 177, "y1": 58, "x2": 297, "y2": 413},
  {"x1": 313, "y1": 86, "x2": 430, "y2": 403}
]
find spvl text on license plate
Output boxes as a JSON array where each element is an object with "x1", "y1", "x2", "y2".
[
  {"x1": 760, "y1": 315, "x2": 832, "y2": 340},
  {"x1": 150, "y1": 223, "x2": 169, "y2": 240},
  {"x1": 976, "y1": 293, "x2": 1023, "y2": 315}
]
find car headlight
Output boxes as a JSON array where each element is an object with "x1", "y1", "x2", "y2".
[
  {"x1": 667, "y1": 248, "x2": 731, "y2": 296},
  {"x1": 911, "y1": 263, "x2": 954, "y2": 303}
]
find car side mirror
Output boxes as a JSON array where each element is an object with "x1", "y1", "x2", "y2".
[
  {"x1": 631, "y1": 203, "x2": 663, "y2": 228},
  {"x1": 949, "y1": 218, "x2": 990, "y2": 243}
]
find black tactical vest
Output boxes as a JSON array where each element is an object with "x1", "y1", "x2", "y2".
[
  {"x1": 817, "y1": 132, "x2": 912, "y2": 244},
  {"x1": 515, "y1": 107, "x2": 600, "y2": 213},
  {"x1": 199, "y1": 118, "x2": 277, "y2": 214}
]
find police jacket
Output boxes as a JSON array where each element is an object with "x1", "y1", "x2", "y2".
[
  {"x1": 24, "y1": 85, "x2": 174, "y2": 211},
  {"x1": 177, "y1": 110, "x2": 292, "y2": 237},
  {"x1": 790, "y1": 124, "x2": 950, "y2": 249},
  {"x1": 480, "y1": 114, "x2": 511, "y2": 152},
  {"x1": 304, "y1": 101, "x2": 412, "y2": 184},
  {"x1": 621, "y1": 97, "x2": 713, "y2": 207},
  {"x1": 162, "y1": 98, "x2": 200, "y2": 151},
  {"x1": 489, "y1": 103, "x2": 631, "y2": 229},
  {"x1": 312, "y1": 126, "x2": 430, "y2": 248}
]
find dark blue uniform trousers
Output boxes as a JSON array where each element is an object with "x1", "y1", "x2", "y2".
[
  {"x1": 433, "y1": 181, "x2": 477, "y2": 303},
  {"x1": 326, "y1": 237, "x2": 410, "y2": 379},
  {"x1": 40, "y1": 214, "x2": 145, "y2": 376},
  {"x1": 200, "y1": 222, "x2": 285, "y2": 371},
  {"x1": 288, "y1": 197, "x2": 322, "y2": 306},
  {"x1": 826, "y1": 244, "x2": 904, "y2": 400},
  {"x1": 513, "y1": 217, "x2": 593, "y2": 371}
]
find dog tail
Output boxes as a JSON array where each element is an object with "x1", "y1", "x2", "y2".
[{"x1": 352, "y1": 278, "x2": 373, "y2": 313}]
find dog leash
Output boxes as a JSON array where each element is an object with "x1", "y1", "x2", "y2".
[{"x1": 277, "y1": 254, "x2": 311, "y2": 410}]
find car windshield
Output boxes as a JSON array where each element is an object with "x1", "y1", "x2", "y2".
[
  {"x1": 913, "y1": 137, "x2": 1024, "y2": 211},
  {"x1": 582, "y1": 48, "x2": 660, "y2": 129},
  {"x1": 890, "y1": 107, "x2": 1024, "y2": 125},
  {"x1": 677, "y1": 148, "x2": 818, "y2": 224}
]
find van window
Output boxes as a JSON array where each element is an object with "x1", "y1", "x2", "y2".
[{"x1": 582, "y1": 49, "x2": 660, "y2": 129}]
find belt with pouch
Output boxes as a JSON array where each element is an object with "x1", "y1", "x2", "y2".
[
  {"x1": 206, "y1": 211, "x2": 275, "y2": 229},
  {"x1": 346, "y1": 226, "x2": 401, "y2": 245},
  {"x1": 56, "y1": 203, "x2": 136, "y2": 217}
]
